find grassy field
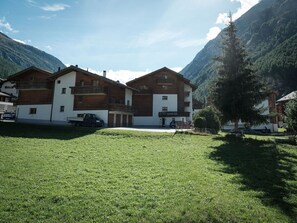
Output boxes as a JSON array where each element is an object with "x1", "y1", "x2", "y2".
[{"x1": 0, "y1": 123, "x2": 297, "y2": 223}]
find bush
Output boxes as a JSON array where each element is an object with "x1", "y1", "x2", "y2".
[
  {"x1": 194, "y1": 116, "x2": 207, "y2": 128},
  {"x1": 193, "y1": 107, "x2": 221, "y2": 134}
]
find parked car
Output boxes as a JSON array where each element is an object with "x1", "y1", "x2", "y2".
[
  {"x1": 68, "y1": 113, "x2": 104, "y2": 127},
  {"x1": 2, "y1": 112, "x2": 16, "y2": 120}
]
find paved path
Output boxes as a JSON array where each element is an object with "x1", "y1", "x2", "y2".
[{"x1": 108, "y1": 127, "x2": 177, "y2": 133}]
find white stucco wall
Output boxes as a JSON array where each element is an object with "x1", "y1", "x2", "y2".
[
  {"x1": 16, "y1": 104, "x2": 52, "y2": 122},
  {"x1": 134, "y1": 94, "x2": 178, "y2": 126},
  {"x1": 52, "y1": 71, "x2": 76, "y2": 122},
  {"x1": 184, "y1": 84, "x2": 193, "y2": 121},
  {"x1": 1, "y1": 81, "x2": 18, "y2": 97},
  {"x1": 125, "y1": 88, "x2": 133, "y2": 106},
  {"x1": 222, "y1": 98, "x2": 278, "y2": 132}
]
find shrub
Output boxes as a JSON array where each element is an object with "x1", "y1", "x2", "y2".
[
  {"x1": 193, "y1": 107, "x2": 221, "y2": 134},
  {"x1": 194, "y1": 116, "x2": 207, "y2": 128}
]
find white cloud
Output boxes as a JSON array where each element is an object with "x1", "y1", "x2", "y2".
[
  {"x1": 45, "y1": 45, "x2": 53, "y2": 51},
  {"x1": 206, "y1": 27, "x2": 221, "y2": 41},
  {"x1": 216, "y1": 13, "x2": 229, "y2": 25},
  {"x1": 41, "y1": 4, "x2": 70, "y2": 12},
  {"x1": 13, "y1": 39, "x2": 26, "y2": 44},
  {"x1": 40, "y1": 14, "x2": 57, "y2": 20},
  {"x1": 216, "y1": 0, "x2": 260, "y2": 25},
  {"x1": 0, "y1": 18, "x2": 18, "y2": 33},
  {"x1": 231, "y1": 0, "x2": 260, "y2": 20},
  {"x1": 65, "y1": 66, "x2": 183, "y2": 84}
]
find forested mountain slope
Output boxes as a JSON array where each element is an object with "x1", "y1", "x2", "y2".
[
  {"x1": 181, "y1": 0, "x2": 297, "y2": 100},
  {"x1": 0, "y1": 32, "x2": 65, "y2": 78}
]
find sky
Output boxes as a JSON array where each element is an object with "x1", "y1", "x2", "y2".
[{"x1": 0, "y1": 0, "x2": 260, "y2": 83}]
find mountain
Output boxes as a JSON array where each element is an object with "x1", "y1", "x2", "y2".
[
  {"x1": 181, "y1": 0, "x2": 297, "y2": 100},
  {"x1": 0, "y1": 32, "x2": 65, "y2": 78}
]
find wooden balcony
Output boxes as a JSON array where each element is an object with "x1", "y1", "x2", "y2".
[
  {"x1": 109, "y1": 103, "x2": 134, "y2": 113},
  {"x1": 70, "y1": 86, "x2": 108, "y2": 95},
  {"x1": 156, "y1": 79, "x2": 175, "y2": 85},
  {"x1": 17, "y1": 81, "x2": 50, "y2": 90}
]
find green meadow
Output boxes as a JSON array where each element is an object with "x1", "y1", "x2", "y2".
[{"x1": 0, "y1": 123, "x2": 296, "y2": 222}]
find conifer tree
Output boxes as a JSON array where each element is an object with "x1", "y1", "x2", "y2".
[{"x1": 211, "y1": 15, "x2": 267, "y2": 130}]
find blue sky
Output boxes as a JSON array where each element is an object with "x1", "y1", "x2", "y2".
[{"x1": 0, "y1": 0, "x2": 259, "y2": 82}]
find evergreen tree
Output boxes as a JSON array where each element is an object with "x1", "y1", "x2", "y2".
[
  {"x1": 285, "y1": 96, "x2": 297, "y2": 135},
  {"x1": 211, "y1": 15, "x2": 268, "y2": 130}
]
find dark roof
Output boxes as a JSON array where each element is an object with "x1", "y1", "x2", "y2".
[
  {"x1": 6, "y1": 66, "x2": 52, "y2": 81},
  {"x1": 0, "y1": 91, "x2": 13, "y2": 97},
  {"x1": 126, "y1": 67, "x2": 197, "y2": 90},
  {"x1": 51, "y1": 65, "x2": 137, "y2": 91}
]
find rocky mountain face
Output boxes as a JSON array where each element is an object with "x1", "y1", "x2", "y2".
[
  {"x1": 181, "y1": 0, "x2": 297, "y2": 100},
  {"x1": 0, "y1": 32, "x2": 65, "y2": 78}
]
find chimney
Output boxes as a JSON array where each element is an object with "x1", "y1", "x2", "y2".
[
  {"x1": 103, "y1": 70, "x2": 106, "y2": 78},
  {"x1": 75, "y1": 65, "x2": 78, "y2": 68}
]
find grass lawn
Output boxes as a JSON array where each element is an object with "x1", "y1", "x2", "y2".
[{"x1": 0, "y1": 123, "x2": 297, "y2": 222}]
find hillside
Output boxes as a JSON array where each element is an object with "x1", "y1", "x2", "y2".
[
  {"x1": 181, "y1": 0, "x2": 297, "y2": 100},
  {"x1": 0, "y1": 32, "x2": 65, "y2": 78}
]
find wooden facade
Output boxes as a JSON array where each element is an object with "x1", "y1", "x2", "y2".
[
  {"x1": 127, "y1": 67, "x2": 196, "y2": 118},
  {"x1": 7, "y1": 67, "x2": 53, "y2": 105}
]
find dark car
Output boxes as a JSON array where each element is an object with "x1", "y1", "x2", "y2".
[{"x1": 2, "y1": 112, "x2": 16, "y2": 120}]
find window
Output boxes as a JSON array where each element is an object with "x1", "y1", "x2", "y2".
[
  {"x1": 29, "y1": 108, "x2": 37, "y2": 114},
  {"x1": 57, "y1": 80, "x2": 61, "y2": 84},
  {"x1": 80, "y1": 80, "x2": 85, "y2": 86},
  {"x1": 162, "y1": 96, "x2": 168, "y2": 100},
  {"x1": 60, "y1": 106, "x2": 65, "y2": 112},
  {"x1": 127, "y1": 100, "x2": 130, "y2": 106},
  {"x1": 61, "y1": 88, "x2": 66, "y2": 94},
  {"x1": 93, "y1": 80, "x2": 99, "y2": 86},
  {"x1": 162, "y1": 107, "x2": 168, "y2": 112}
]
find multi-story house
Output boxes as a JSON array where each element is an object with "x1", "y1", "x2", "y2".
[
  {"x1": 7, "y1": 66, "x2": 196, "y2": 128},
  {"x1": 7, "y1": 65, "x2": 134, "y2": 127},
  {"x1": 126, "y1": 67, "x2": 197, "y2": 127}
]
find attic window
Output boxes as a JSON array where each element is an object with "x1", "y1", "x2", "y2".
[
  {"x1": 30, "y1": 76, "x2": 35, "y2": 81},
  {"x1": 57, "y1": 80, "x2": 61, "y2": 84}
]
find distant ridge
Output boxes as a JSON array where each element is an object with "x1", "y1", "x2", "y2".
[
  {"x1": 181, "y1": 0, "x2": 297, "y2": 100},
  {"x1": 0, "y1": 32, "x2": 65, "y2": 78}
]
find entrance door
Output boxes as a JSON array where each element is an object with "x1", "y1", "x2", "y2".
[
  {"x1": 108, "y1": 113, "x2": 114, "y2": 127},
  {"x1": 162, "y1": 118, "x2": 166, "y2": 127},
  {"x1": 122, "y1": 115, "x2": 127, "y2": 127},
  {"x1": 116, "y1": 114, "x2": 121, "y2": 127}
]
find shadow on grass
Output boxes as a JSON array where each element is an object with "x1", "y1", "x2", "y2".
[
  {"x1": 0, "y1": 122, "x2": 97, "y2": 140},
  {"x1": 210, "y1": 136, "x2": 297, "y2": 220}
]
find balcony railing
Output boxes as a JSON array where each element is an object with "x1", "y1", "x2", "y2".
[
  {"x1": 70, "y1": 86, "x2": 108, "y2": 95},
  {"x1": 156, "y1": 79, "x2": 175, "y2": 85},
  {"x1": 109, "y1": 103, "x2": 134, "y2": 113},
  {"x1": 17, "y1": 81, "x2": 49, "y2": 89},
  {"x1": 159, "y1": 111, "x2": 190, "y2": 117}
]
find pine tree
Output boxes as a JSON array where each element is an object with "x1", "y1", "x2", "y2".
[{"x1": 211, "y1": 15, "x2": 268, "y2": 130}]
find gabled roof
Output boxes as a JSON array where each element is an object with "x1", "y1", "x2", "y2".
[
  {"x1": 126, "y1": 67, "x2": 197, "y2": 90},
  {"x1": 0, "y1": 91, "x2": 15, "y2": 98},
  {"x1": 51, "y1": 65, "x2": 137, "y2": 91},
  {"x1": 6, "y1": 66, "x2": 52, "y2": 81},
  {"x1": 277, "y1": 91, "x2": 297, "y2": 103}
]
